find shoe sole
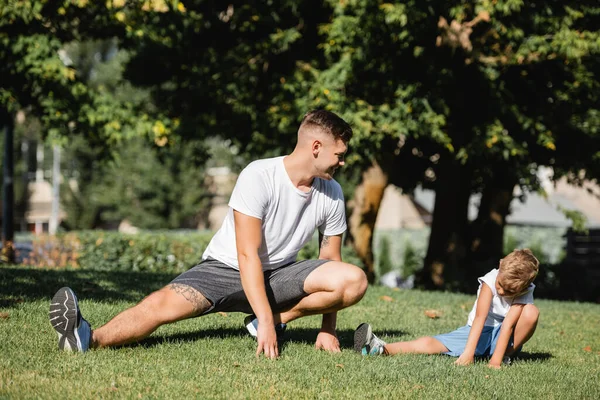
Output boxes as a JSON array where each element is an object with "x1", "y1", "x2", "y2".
[
  {"x1": 353, "y1": 323, "x2": 372, "y2": 353},
  {"x1": 49, "y1": 287, "x2": 81, "y2": 351}
]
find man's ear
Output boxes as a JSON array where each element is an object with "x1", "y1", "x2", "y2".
[{"x1": 312, "y1": 140, "x2": 322, "y2": 157}]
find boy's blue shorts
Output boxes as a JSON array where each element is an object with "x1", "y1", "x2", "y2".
[{"x1": 433, "y1": 325, "x2": 518, "y2": 357}]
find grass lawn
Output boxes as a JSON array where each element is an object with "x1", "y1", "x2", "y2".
[{"x1": 1, "y1": 265, "x2": 599, "y2": 399}]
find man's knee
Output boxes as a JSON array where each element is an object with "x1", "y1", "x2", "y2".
[{"x1": 338, "y1": 264, "x2": 368, "y2": 305}]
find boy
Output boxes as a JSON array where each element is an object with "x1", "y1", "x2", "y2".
[{"x1": 354, "y1": 249, "x2": 540, "y2": 368}]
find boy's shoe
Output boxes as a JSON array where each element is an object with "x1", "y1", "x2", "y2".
[
  {"x1": 502, "y1": 356, "x2": 512, "y2": 366},
  {"x1": 354, "y1": 323, "x2": 386, "y2": 355},
  {"x1": 244, "y1": 314, "x2": 287, "y2": 339},
  {"x1": 49, "y1": 287, "x2": 91, "y2": 352}
]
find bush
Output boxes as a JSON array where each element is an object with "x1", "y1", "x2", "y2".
[
  {"x1": 402, "y1": 240, "x2": 423, "y2": 278},
  {"x1": 503, "y1": 226, "x2": 566, "y2": 264},
  {"x1": 22, "y1": 231, "x2": 213, "y2": 273},
  {"x1": 21, "y1": 230, "x2": 363, "y2": 273},
  {"x1": 377, "y1": 236, "x2": 395, "y2": 276}
]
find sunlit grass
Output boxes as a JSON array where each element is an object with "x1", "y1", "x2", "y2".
[{"x1": 1, "y1": 265, "x2": 599, "y2": 399}]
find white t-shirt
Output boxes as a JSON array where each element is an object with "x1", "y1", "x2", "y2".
[
  {"x1": 467, "y1": 269, "x2": 535, "y2": 327},
  {"x1": 202, "y1": 156, "x2": 347, "y2": 270}
]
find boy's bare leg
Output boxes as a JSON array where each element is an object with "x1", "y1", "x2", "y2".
[
  {"x1": 384, "y1": 336, "x2": 448, "y2": 356},
  {"x1": 91, "y1": 284, "x2": 211, "y2": 348},
  {"x1": 507, "y1": 304, "x2": 539, "y2": 354},
  {"x1": 277, "y1": 261, "x2": 367, "y2": 322}
]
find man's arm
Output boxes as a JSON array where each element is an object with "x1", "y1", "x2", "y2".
[
  {"x1": 234, "y1": 210, "x2": 278, "y2": 359},
  {"x1": 314, "y1": 232, "x2": 343, "y2": 352},
  {"x1": 455, "y1": 284, "x2": 493, "y2": 366},
  {"x1": 318, "y1": 232, "x2": 343, "y2": 262},
  {"x1": 488, "y1": 304, "x2": 524, "y2": 368}
]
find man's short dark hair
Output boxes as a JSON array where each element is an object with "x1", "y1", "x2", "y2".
[{"x1": 299, "y1": 110, "x2": 353, "y2": 142}]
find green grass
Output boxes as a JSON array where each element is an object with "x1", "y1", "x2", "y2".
[{"x1": 1, "y1": 265, "x2": 599, "y2": 399}]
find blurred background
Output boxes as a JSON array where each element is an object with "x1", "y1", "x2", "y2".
[{"x1": 1, "y1": 0, "x2": 599, "y2": 301}]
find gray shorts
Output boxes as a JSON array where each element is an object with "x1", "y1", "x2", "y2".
[{"x1": 170, "y1": 258, "x2": 329, "y2": 315}]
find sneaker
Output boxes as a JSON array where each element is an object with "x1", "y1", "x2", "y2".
[
  {"x1": 244, "y1": 314, "x2": 287, "y2": 339},
  {"x1": 502, "y1": 356, "x2": 512, "y2": 366},
  {"x1": 49, "y1": 287, "x2": 91, "y2": 352},
  {"x1": 354, "y1": 323, "x2": 386, "y2": 355}
]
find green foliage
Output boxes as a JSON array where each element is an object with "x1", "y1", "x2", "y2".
[
  {"x1": 0, "y1": 2, "x2": 175, "y2": 152},
  {"x1": 374, "y1": 230, "x2": 429, "y2": 278},
  {"x1": 503, "y1": 226, "x2": 566, "y2": 264},
  {"x1": 21, "y1": 231, "x2": 213, "y2": 273},
  {"x1": 62, "y1": 137, "x2": 211, "y2": 230},
  {"x1": 377, "y1": 236, "x2": 395, "y2": 277},
  {"x1": 558, "y1": 206, "x2": 588, "y2": 234},
  {"x1": 3, "y1": 1, "x2": 600, "y2": 283},
  {"x1": 402, "y1": 239, "x2": 423, "y2": 278},
  {"x1": 21, "y1": 230, "x2": 361, "y2": 273},
  {"x1": 50, "y1": 38, "x2": 212, "y2": 230}
]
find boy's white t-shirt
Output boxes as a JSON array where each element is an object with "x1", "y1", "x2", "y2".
[
  {"x1": 467, "y1": 269, "x2": 535, "y2": 327},
  {"x1": 202, "y1": 156, "x2": 347, "y2": 270}
]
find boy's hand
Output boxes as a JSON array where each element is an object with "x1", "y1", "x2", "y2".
[
  {"x1": 454, "y1": 354, "x2": 474, "y2": 366},
  {"x1": 488, "y1": 362, "x2": 501, "y2": 369}
]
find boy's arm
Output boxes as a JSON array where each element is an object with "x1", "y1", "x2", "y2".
[
  {"x1": 314, "y1": 232, "x2": 343, "y2": 352},
  {"x1": 488, "y1": 303, "x2": 524, "y2": 368},
  {"x1": 455, "y1": 284, "x2": 493, "y2": 366}
]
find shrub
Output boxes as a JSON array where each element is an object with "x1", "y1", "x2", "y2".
[
  {"x1": 22, "y1": 231, "x2": 362, "y2": 273},
  {"x1": 402, "y1": 239, "x2": 423, "y2": 278},
  {"x1": 22, "y1": 231, "x2": 213, "y2": 273},
  {"x1": 377, "y1": 236, "x2": 395, "y2": 277}
]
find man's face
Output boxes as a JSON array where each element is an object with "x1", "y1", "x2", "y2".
[{"x1": 316, "y1": 137, "x2": 347, "y2": 180}]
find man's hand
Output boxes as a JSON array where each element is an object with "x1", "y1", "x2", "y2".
[
  {"x1": 454, "y1": 353, "x2": 474, "y2": 366},
  {"x1": 315, "y1": 330, "x2": 341, "y2": 353},
  {"x1": 256, "y1": 323, "x2": 279, "y2": 359}
]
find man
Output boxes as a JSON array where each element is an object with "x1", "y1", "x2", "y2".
[{"x1": 49, "y1": 109, "x2": 368, "y2": 359}]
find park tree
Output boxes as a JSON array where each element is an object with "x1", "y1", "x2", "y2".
[
  {"x1": 109, "y1": 0, "x2": 329, "y2": 153},
  {"x1": 280, "y1": 0, "x2": 600, "y2": 287},
  {"x1": 56, "y1": 38, "x2": 213, "y2": 230},
  {"x1": 0, "y1": 1, "x2": 187, "y2": 255},
  {"x1": 97, "y1": 1, "x2": 599, "y2": 287}
]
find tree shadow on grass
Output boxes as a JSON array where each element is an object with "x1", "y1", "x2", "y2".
[
  {"x1": 0, "y1": 266, "x2": 177, "y2": 307},
  {"x1": 129, "y1": 327, "x2": 407, "y2": 352}
]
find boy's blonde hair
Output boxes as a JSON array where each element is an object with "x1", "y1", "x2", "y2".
[{"x1": 498, "y1": 249, "x2": 540, "y2": 295}]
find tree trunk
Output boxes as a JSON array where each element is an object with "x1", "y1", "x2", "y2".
[
  {"x1": 1, "y1": 108, "x2": 15, "y2": 264},
  {"x1": 466, "y1": 168, "x2": 516, "y2": 288},
  {"x1": 348, "y1": 162, "x2": 388, "y2": 283},
  {"x1": 418, "y1": 159, "x2": 471, "y2": 290}
]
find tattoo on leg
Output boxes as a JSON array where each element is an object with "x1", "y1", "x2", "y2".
[{"x1": 166, "y1": 284, "x2": 211, "y2": 315}]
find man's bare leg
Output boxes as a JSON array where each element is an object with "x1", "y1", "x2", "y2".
[
  {"x1": 91, "y1": 283, "x2": 211, "y2": 348},
  {"x1": 278, "y1": 261, "x2": 368, "y2": 323}
]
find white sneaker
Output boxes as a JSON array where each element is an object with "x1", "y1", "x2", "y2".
[
  {"x1": 354, "y1": 323, "x2": 386, "y2": 355},
  {"x1": 244, "y1": 314, "x2": 286, "y2": 339}
]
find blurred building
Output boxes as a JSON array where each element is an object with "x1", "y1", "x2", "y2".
[{"x1": 374, "y1": 172, "x2": 600, "y2": 230}]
